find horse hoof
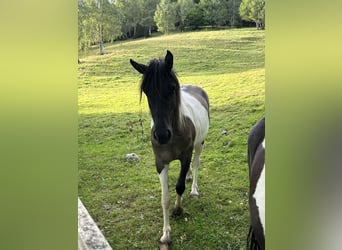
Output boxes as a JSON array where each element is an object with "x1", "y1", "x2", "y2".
[
  {"x1": 186, "y1": 176, "x2": 192, "y2": 182},
  {"x1": 160, "y1": 235, "x2": 172, "y2": 246},
  {"x1": 190, "y1": 191, "x2": 199, "y2": 197},
  {"x1": 160, "y1": 242, "x2": 171, "y2": 250},
  {"x1": 172, "y1": 206, "x2": 183, "y2": 216}
]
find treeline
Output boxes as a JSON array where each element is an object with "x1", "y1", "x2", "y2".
[{"x1": 78, "y1": 0, "x2": 265, "y2": 54}]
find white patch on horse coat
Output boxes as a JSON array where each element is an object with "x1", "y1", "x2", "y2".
[
  {"x1": 150, "y1": 86, "x2": 209, "y2": 146},
  {"x1": 254, "y1": 138, "x2": 265, "y2": 234},
  {"x1": 179, "y1": 87, "x2": 209, "y2": 196},
  {"x1": 179, "y1": 88, "x2": 209, "y2": 146}
]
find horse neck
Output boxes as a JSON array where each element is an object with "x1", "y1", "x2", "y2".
[{"x1": 173, "y1": 92, "x2": 185, "y2": 133}]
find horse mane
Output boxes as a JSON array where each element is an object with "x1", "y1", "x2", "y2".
[
  {"x1": 139, "y1": 58, "x2": 184, "y2": 130},
  {"x1": 247, "y1": 225, "x2": 262, "y2": 250}
]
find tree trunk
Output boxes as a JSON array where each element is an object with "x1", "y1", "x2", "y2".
[
  {"x1": 148, "y1": 26, "x2": 152, "y2": 37},
  {"x1": 260, "y1": 22, "x2": 265, "y2": 30},
  {"x1": 99, "y1": 24, "x2": 104, "y2": 55},
  {"x1": 256, "y1": 21, "x2": 265, "y2": 30},
  {"x1": 99, "y1": 40, "x2": 104, "y2": 55},
  {"x1": 133, "y1": 24, "x2": 137, "y2": 38}
]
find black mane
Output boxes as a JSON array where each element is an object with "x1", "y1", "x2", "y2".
[
  {"x1": 139, "y1": 58, "x2": 182, "y2": 131},
  {"x1": 140, "y1": 58, "x2": 179, "y2": 101}
]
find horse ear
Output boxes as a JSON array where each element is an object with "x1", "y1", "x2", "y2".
[
  {"x1": 165, "y1": 50, "x2": 173, "y2": 71},
  {"x1": 130, "y1": 59, "x2": 147, "y2": 74}
]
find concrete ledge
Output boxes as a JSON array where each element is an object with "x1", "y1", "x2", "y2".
[{"x1": 78, "y1": 198, "x2": 112, "y2": 250}]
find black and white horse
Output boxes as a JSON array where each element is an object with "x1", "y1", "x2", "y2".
[
  {"x1": 130, "y1": 51, "x2": 210, "y2": 245},
  {"x1": 247, "y1": 117, "x2": 265, "y2": 250}
]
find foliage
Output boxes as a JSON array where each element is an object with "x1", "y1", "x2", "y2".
[
  {"x1": 140, "y1": 0, "x2": 159, "y2": 36},
  {"x1": 184, "y1": 3, "x2": 206, "y2": 30},
  {"x1": 78, "y1": 0, "x2": 121, "y2": 54},
  {"x1": 226, "y1": 0, "x2": 243, "y2": 28},
  {"x1": 78, "y1": 1, "x2": 98, "y2": 52},
  {"x1": 239, "y1": 0, "x2": 265, "y2": 29},
  {"x1": 78, "y1": 28, "x2": 265, "y2": 249},
  {"x1": 115, "y1": 0, "x2": 143, "y2": 38},
  {"x1": 154, "y1": 0, "x2": 177, "y2": 34},
  {"x1": 184, "y1": 0, "x2": 243, "y2": 30},
  {"x1": 175, "y1": 0, "x2": 195, "y2": 31},
  {"x1": 78, "y1": 0, "x2": 250, "y2": 52},
  {"x1": 200, "y1": 0, "x2": 228, "y2": 26}
]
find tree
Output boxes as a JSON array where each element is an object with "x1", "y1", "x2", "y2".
[
  {"x1": 154, "y1": 0, "x2": 177, "y2": 34},
  {"x1": 184, "y1": 2, "x2": 206, "y2": 30},
  {"x1": 78, "y1": 0, "x2": 98, "y2": 53},
  {"x1": 115, "y1": 0, "x2": 143, "y2": 38},
  {"x1": 175, "y1": 0, "x2": 194, "y2": 31},
  {"x1": 226, "y1": 0, "x2": 242, "y2": 27},
  {"x1": 199, "y1": 0, "x2": 227, "y2": 26},
  {"x1": 239, "y1": 0, "x2": 265, "y2": 29},
  {"x1": 96, "y1": 0, "x2": 121, "y2": 54},
  {"x1": 140, "y1": 0, "x2": 159, "y2": 36},
  {"x1": 78, "y1": 0, "x2": 121, "y2": 54},
  {"x1": 192, "y1": 0, "x2": 242, "y2": 28}
]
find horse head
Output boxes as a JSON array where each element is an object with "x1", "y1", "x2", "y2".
[{"x1": 130, "y1": 51, "x2": 181, "y2": 145}]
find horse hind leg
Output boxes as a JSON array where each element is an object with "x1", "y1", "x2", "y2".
[
  {"x1": 185, "y1": 168, "x2": 192, "y2": 182},
  {"x1": 190, "y1": 143, "x2": 203, "y2": 196},
  {"x1": 185, "y1": 155, "x2": 192, "y2": 182}
]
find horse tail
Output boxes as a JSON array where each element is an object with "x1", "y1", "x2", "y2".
[{"x1": 247, "y1": 225, "x2": 262, "y2": 250}]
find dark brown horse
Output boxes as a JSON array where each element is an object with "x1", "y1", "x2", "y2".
[
  {"x1": 247, "y1": 117, "x2": 265, "y2": 250},
  {"x1": 130, "y1": 51, "x2": 210, "y2": 245}
]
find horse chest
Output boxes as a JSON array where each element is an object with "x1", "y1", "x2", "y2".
[{"x1": 152, "y1": 133, "x2": 194, "y2": 165}]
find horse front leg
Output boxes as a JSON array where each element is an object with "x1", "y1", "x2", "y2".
[
  {"x1": 158, "y1": 165, "x2": 172, "y2": 244},
  {"x1": 174, "y1": 153, "x2": 192, "y2": 215}
]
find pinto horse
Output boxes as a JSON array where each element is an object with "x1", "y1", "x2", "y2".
[
  {"x1": 130, "y1": 51, "x2": 210, "y2": 245},
  {"x1": 247, "y1": 117, "x2": 265, "y2": 250}
]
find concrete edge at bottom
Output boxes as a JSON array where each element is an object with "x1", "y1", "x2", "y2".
[{"x1": 78, "y1": 197, "x2": 112, "y2": 250}]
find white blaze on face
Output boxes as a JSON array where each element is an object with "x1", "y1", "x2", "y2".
[{"x1": 254, "y1": 138, "x2": 265, "y2": 234}]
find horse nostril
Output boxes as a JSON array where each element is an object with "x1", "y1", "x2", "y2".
[
  {"x1": 166, "y1": 129, "x2": 171, "y2": 140},
  {"x1": 153, "y1": 131, "x2": 159, "y2": 141}
]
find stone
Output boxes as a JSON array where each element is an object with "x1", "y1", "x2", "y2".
[{"x1": 126, "y1": 153, "x2": 140, "y2": 162}]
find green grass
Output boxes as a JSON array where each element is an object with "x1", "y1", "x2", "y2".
[{"x1": 78, "y1": 28, "x2": 264, "y2": 249}]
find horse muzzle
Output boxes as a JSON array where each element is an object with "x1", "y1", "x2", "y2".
[{"x1": 153, "y1": 129, "x2": 172, "y2": 145}]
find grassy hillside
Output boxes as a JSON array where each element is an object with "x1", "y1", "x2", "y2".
[{"x1": 78, "y1": 28, "x2": 264, "y2": 249}]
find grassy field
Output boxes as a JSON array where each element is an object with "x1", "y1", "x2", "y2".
[{"x1": 78, "y1": 28, "x2": 264, "y2": 249}]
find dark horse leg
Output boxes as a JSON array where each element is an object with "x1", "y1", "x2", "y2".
[{"x1": 173, "y1": 150, "x2": 192, "y2": 216}]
